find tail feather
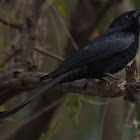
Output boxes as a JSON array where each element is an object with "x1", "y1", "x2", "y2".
[
  {"x1": 0, "y1": 73, "x2": 69, "y2": 121},
  {"x1": 40, "y1": 74, "x2": 50, "y2": 81},
  {"x1": 40, "y1": 70, "x2": 60, "y2": 81}
]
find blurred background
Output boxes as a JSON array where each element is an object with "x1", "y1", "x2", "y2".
[{"x1": 0, "y1": 0, "x2": 140, "y2": 140}]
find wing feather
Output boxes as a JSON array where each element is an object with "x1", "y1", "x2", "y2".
[{"x1": 42, "y1": 31, "x2": 135, "y2": 80}]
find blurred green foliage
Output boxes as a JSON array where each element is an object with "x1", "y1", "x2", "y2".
[
  {"x1": 66, "y1": 94, "x2": 107, "y2": 125},
  {"x1": 39, "y1": 119, "x2": 59, "y2": 140},
  {"x1": 66, "y1": 95, "x2": 81, "y2": 124},
  {"x1": 133, "y1": 0, "x2": 140, "y2": 9},
  {"x1": 55, "y1": 0, "x2": 68, "y2": 17}
]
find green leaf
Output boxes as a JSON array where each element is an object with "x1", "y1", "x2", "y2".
[
  {"x1": 133, "y1": 0, "x2": 140, "y2": 9},
  {"x1": 39, "y1": 119, "x2": 59, "y2": 140},
  {"x1": 46, "y1": 119, "x2": 59, "y2": 140},
  {"x1": 55, "y1": 0, "x2": 67, "y2": 17},
  {"x1": 65, "y1": 94, "x2": 107, "y2": 124},
  {"x1": 66, "y1": 95, "x2": 81, "y2": 124}
]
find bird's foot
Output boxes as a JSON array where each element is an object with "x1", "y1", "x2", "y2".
[{"x1": 100, "y1": 73, "x2": 126, "y2": 87}]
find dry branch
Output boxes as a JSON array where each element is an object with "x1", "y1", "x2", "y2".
[
  {"x1": 7, "y1": 0, "x2": 46, "y2": 70},
  {"x1": 1, "y1": 61, "x2": 140, "y2": 109},
  {"x1": 0, "y1": 17, "x2": 23, "y2": 31},
  {"x1": 125, "y1": 60, "x2": 140, "y2": 140},
  {"x1": 0, "y1": 69, "x2": 126, "y2": 105},
  {"x1": 34, "y1": 46, "x2": 64, "y2": 62},
  {"x1": 124, "y1": 60, "x2": 140, "y2": 104}
]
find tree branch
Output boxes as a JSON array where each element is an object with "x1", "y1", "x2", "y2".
[
  {"x1": 34, "y1": 46, "x2": 64, "y2": 62},
  {"x1": 8, "y1": 0, "x2": 47, "y2": 70},
  {"x1": 0, "y1": 69, "x2": 126, "y2": 105},
  {"x1": 124, "y1": 60, "x2": 140, "y2": 104},
  {"x1": 28, "y1": 0, "x2": 46, "y2": 28},
  {"x1": 1, "y1": 61, "x2": 140, "y2": 109},
  {"x1": 0, "y1": 17, "x2": 23, "y2": 31}
]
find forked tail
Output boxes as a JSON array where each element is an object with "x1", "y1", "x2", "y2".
[{"x1": 0, "y1": 72, "x2": 69, "y2": 121}]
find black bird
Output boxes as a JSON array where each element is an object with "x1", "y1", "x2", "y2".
[{"x1": 0, "y1": 9, "x2": 140, "y2": 121}]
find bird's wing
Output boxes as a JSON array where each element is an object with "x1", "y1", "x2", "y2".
[{"x1": 41, "y1": 31, "x2": 135, "y2": 80}]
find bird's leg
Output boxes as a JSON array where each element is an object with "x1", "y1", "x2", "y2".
[
  {"x1": 105, "y1": 73, "x2": 121, "y2": 80},
  {"x1": 100, "y1": 78, "x2": 107, "y2": 82},
  {"x1": 104, "y1": 73, "x2": 126, "y2": 87}
]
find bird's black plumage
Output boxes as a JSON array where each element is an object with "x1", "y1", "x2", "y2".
[{"x1": 0, "y1": 9, "x2": 140, "y2": 121}]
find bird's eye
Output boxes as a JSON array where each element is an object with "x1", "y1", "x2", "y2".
[{"x1": 124, "y1": 15, "x2": 129, "y2": 19}]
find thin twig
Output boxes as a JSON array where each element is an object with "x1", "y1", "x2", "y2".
[
  {"x1": 51, "y1": 5, "x2": 79, "y2": 50},
  {"x1": 0, "y1": 54, "x2": 13, "y2": 69},
  {"x1": 0, "y1": 0, "x2": 5, "y2": 12},
  {"x1": 34, "y1": 46, "x2": 64, "y2": 62},
  {"x1": 0, "y1": 17, "x2": 23, "y2": 31},
  {"x1": 100, "y1": 101, "x2": 109, "y2": 140},
  {"x1": 43, "y1": 0, "x2": 55, "y2": 11},
  {"x1": 126, "y1": 103, "x2": 136, "y2": 127},
  {"x1": 1, "y1": 96, "x2": 68, "y2": 140},
  {"x1": 48, "y1": 8, "x2": 63, "y2": 55}
]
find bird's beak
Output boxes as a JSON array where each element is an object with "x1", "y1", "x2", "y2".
[{"x1": 130, "y1": 9, "x2": 140, "y2": 19}]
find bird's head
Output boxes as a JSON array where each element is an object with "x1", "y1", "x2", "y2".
[{"x1": 109, "y1": 9, "x2": 140, "y2": 33}]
